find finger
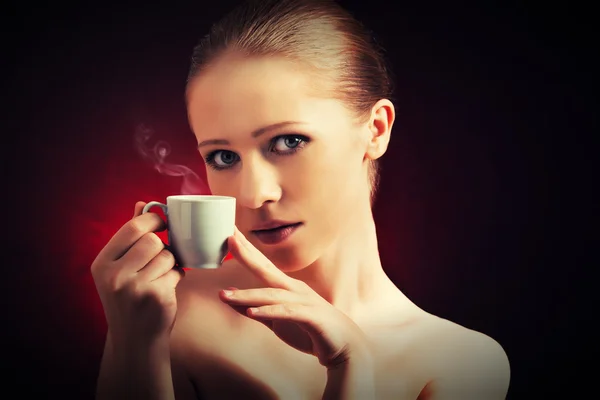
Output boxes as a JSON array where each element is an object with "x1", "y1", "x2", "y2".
[
  {"x1": 116, "y1": 232, "x2": 165, "y2": 275},
  {"x1": 153, "y1": 266, "x2": 185, "y2": 288},
  {"x1": 137, "y1": 248, "x2": 177, "y2": 281},
  {"x1": 246, "y1": 303, "x2": 320, "y2": 328},
  {"x1": 246, "y1": 304, "x2": 328, "y2": 343},
  {"x1": 97, "y1": 212, "x2": 166, "y2": 263},
  {"x1": 228, "y1": 226, "x2": 293, "y2": 289},
  {"x1": 247, "y1": 304, "x2": 347, "y2": 367},
  {"x1": 226, "y1": 301, "x2": 273, "y2": 330},
  {"x1": 133, "y1": 201, "x2": 146, "y2": 218},
  {"x1": 219, "y1": 287, "x2": 303, "y2": 307}
]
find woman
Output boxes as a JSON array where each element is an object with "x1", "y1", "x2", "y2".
[{"x1": 92, "y1": 0, "x2": 511, "y2": 399}]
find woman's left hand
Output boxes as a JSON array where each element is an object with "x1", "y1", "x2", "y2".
[{"x1": 219, "y1": 226, "x2": 372, "y2": 369}]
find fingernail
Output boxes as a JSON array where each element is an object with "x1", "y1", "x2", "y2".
[
  {"x1": 248, "y1": 307, "x2": 260, "y2": 314},
  {"x1": 222, "y1": 290, "x2": 233, "y2": 297}
]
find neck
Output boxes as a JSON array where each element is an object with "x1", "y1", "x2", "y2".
[{"x1": 287, "y1": 204, "x2": 399, "y2": 322}]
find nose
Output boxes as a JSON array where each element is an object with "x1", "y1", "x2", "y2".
[{"x1": 236, "y1": 155, "x2": 282, "y2": 209}]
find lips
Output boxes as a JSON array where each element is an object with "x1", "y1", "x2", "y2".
[
  {"x1": 252, "y1": 223, "x2": 303, "y2": 245},
  {"x1": 251, "y1": 220, "x2": 302, "y2": 232},
  {"x1": 255, "y1": 222, "x2": 300, "y2": 232}
]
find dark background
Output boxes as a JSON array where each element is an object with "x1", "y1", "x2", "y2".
[{"x1": 3, "y1": 0, "x2": 594, "y2": 399}]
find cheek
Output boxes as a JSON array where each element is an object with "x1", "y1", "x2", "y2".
[
  {"x1": 205, "y1": 174, "x2": 221, "y2": 195},
  {"x1": 205, "y1": 172, "x2": 235, "y2": 197},
  {"x1": 300, "y1": 149, "x2": 364, "y2": 217}
]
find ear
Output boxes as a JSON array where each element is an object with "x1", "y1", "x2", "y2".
[{"x1": 365, "y1": 99, "x2": 395, "y2": 161}]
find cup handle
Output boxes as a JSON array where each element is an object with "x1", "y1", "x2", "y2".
[{"x1": 141, "y1": 201, "x2": 180, "y2": 267}]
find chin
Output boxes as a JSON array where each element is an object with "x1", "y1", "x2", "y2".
[
  {"x1": 256, "y1": 243, "x2": 311, "y2": 273},
  {"x1": 275, "y1": 261, "x2": 311, "y2": 274}
]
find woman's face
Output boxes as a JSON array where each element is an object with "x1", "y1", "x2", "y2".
[{"x1": 186, "y1": 55, "x2": 373, "y2": 271}]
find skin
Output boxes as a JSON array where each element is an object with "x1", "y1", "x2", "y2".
[
  {"x1": 180, "y1": 53, "x2": 510, "y2": 398},
  {"x1": 93, "y1": 52, "x2": 511, "y2": 400},
  {"x1": 186, "y1": 53, "x2": 404, "y2": 323}
]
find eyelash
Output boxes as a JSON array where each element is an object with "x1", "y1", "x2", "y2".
[{"x1": 203, "y1": 134, "x2": 310, "y2": 171}]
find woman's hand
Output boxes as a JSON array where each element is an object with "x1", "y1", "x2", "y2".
[
  {"x1": 91, "y1": 201, "x2": 185, "y2": 346},
  {"x1": 219, "y1": 226, "x2": 372, "y2": 370}
]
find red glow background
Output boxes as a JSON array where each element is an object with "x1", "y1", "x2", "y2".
[{"x1": 4, "y1": 1, "x2": 592, "y2": 399}]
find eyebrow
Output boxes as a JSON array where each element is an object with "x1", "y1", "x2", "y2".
[{"x1": 197, "y1": 121, "x2": 303, "y2": 149}]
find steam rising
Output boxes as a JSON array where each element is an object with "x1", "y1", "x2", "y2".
[{"x1": 134, "y1": 123, "x2": 209, "y2": 195}]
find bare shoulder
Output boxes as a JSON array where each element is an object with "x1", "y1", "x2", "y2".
[
  {"x1": 170, "y1": 259, "x2": 251, "y2": 346},
  {"x1": 167, "y1": 260, "x2": 255, "y2": 398},
  {"x1": 415, "y1": 315, "x2": 511, "y2": 400}
]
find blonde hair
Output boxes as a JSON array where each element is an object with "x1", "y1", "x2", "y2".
[{"x1": 187, "y1": 0, "x2": 394, "y2": 207}]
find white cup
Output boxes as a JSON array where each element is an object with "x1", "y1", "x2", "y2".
[{"x1": 142, "y1": 195, "x2": 236, "y2": 269}]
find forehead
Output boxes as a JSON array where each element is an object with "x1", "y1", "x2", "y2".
[{"x1": 186, "y1": 55, "x2": 352, "y2": 139}]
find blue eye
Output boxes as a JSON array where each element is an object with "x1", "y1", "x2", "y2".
[{"x1": 203, "y1": 134, "x2": 310, "y2": 171}]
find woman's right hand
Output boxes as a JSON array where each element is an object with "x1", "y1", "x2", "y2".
[{"x1": 91, "y1": 201, "x2": 185, "y2": 346}]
